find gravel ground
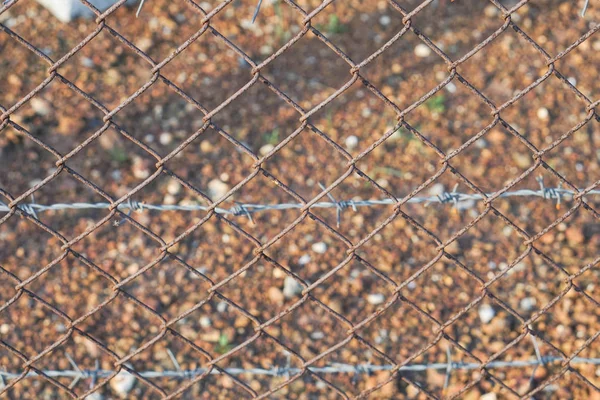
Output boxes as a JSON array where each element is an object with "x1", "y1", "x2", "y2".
[{"x1": 1, "y1": 0, "x2": 599, "y2": 399}]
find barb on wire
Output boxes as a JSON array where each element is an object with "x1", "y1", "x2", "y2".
[
  {"x1": 1, "y1": 357, "x2": 599, "y2": 382},
  {"x1": 1, "y1": 186, "x2": 599, "y2": 218}
]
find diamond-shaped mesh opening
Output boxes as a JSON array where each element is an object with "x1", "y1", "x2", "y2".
[
  {"x1": 212, "y1": 334, "x2": 303, "y2": 397},
  {"x1": 310, "y1": 257, "x2": 396, "y2": 325},
  {"x1": 507, "y1": 1, "x2": 598, "y2": 56},
  {"x1": 458, "y1": 26, "x2": 551, "y2": 106},
  {"x1": 403, "y1": 76, "x2": 495, "y2": 154},
  {"x1": 0, "y1": 125, "x2": 60, "y2": 197},
  {"x1": 488, "y1": 251, "x2": 570, "y2": 322},
  {"x1": 170, "y1": 296, "x2": 255, "y2": 359},
  {"x1": 0, "y1": 211, "x2": 65, "y2": 281},
  {"x1": 58, "y1": 28, "x2": 154, "y2": 110},
  {"x1": 409, "y1": 0, "x2": 506, "y2": 60},
  {"x1": 105, "y1": 0, "x2": 207, "y2": 62},
  {"x1": 445, "y1": 211, "x2": 526, "y2": 282},
  {"x1": 0, "y1": 26, "x2": 49, "y2": 108},
  {"x1": 162, "y1": 125, "x2": 256, "y2": 200},
  {"x1": 356, "y1": 214, "x2": 441, "y2": 284},
  {"x1": 308, "y1": 80, "x2": 399, "y2": 156},
  {"x1": 110, "y1": 79, "x2": 207, "y2": 156},
  {"x1": 555, "y1": 36, "x2": 600, "y2": 102},
  {"x1": 534, "y1": 206, "x2": 600, "y2": 275},
  {"x1": 208, "y1": 0, "x2": 304, "y2": 64},
  {"x1": 27, "y1": 330, "x2": 116, "y2": 399},
  {"x1": 68, "y1": 217, "x2": 165, "y2": 282},
  {"x1": 260, "y1": 29, "x2": 352, "y2": 109},
  {"x1": 449, "y1": 123, "x2": 536, "y2": 192},
  {"x1": 76, "y1": 294, "x2": 164, "y2": 359},
  {"x1": 261, "y1": 125, "x2": 350, "y2": 201},
  {"x1": 24, "y1": 254, "x2": 114, "y2": 321},
  {"x1": 63, "y1": 126, "x2": 161, "y2": 199},
  {"x1": 158, "y1": 25, "x2": 255, "y2": 111},
  {"x1": 544, "y1": 118, "x2": 600, "y2": 189},
  {"x1": 359, "y1": 30, "x2": 450, "y2": 110},
  {"x1": 263, "y1": 215, "x2": 350, "y2": 284},
  {"x1": 264, "y1": 298, "x2": 350, "y2": 361},
  {"x1": 0, "y1": 294, "x2": 68, "y2": 359},
  {"x1": 306, "y1": 0, "x2": 406, "y2": 62},
  {"x1": 500, "y1": 74, "x2": 589, "y2": 149}
]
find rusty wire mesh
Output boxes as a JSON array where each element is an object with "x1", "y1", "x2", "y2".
[{"x1": 1, "y1": 0, "x2": 600, "y2": 398}]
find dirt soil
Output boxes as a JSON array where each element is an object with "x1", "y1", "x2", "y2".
[{"x1": 0, "y1": 0, "x2": 599, "y2": 399}]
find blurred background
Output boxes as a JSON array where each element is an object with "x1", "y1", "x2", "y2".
[{"x1": 0, "y1": 0, "x2": 599, "y2": 398}]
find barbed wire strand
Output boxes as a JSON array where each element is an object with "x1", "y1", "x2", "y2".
[
  {"x1": 1, "y1": 187, "x2": 599, "y2": 217},
  {"x1": 1, "y1": 356, "x2": 599, "y2": 381}
]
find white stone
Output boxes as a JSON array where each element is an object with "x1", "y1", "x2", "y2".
[
  {"x1": 480, "y1": 393, "x2": 497, "y2": 400},
  {"x1": 537, "y1": 107, "x2": 549, "y2": 120},
  {"x1": 216, "y1": 301, "x2": 228, "y2": 313},
  {"x1": 110, "y1": 369, "x2": 136, "y2": 398},
  {"x1": 520, "y1": 297, "x2": 536, "y2": 311},
  {"x1": 298, "y1": 254, "x2": 311, "y2": 265},
  {"x1": 367, "y1": 293, "x2": 385, "y2": 305},
  {"x1": 345, "y1": 135, "x2": 359, "y2": 149},
  {"x1": 311, "y1": 331, "x2": 325, "y2": 340},
  {"x1": 35, "y1": 0, "x2": 136, "y2": 23},
  {"x1": 379, "y1": 15, "x2": 391, "y2": 26},
  {"x1": 207, "y1": 179, "x2": 229, "y2": 199},
  {"x1": 311, "y1": 242, "x2": 327, "y2": 254},
  {"x1": 159, "y1": 132, "x2": 173, "y2": 145},
  {"x1": 167, "y1": 180, "x2": 181, "y2": 195},
  {"x1": 283, "y1": 276, "x2": 303, "y2": 299},
  {"x1": 259, "y1": 144, "x2": 275, "y2": 156},
  {"x1": 30, "y1": 97, "x2": 51, "y2": 116},
  {"x1": 199, "y1": 316, "x2": 212, "y2": 328},
  {"x1": 85, "y1": 393, "x2": 104, "y2": 400},
  {"x1": 478, "y1": 304, "x2": 496, "y2": 324},
  {"x1": 414, "y1": 43, "x2": 432, "y2": 58}
]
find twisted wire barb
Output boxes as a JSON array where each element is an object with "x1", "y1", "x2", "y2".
[
  {"x1": 2, "y1": 357, "x2": 599, "y2": 381},
  {"x1": 1, "y1": 187, "x2": 598, "y2": 216}
]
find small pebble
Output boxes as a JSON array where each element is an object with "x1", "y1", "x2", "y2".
[
  {"x1": 268, "y1": 287, "x2": 284, "y2": 304},
  {"x1": 199, "y1": 316, "x2": 212, "y2": 327},
  {"x1": 298, "y1": 254, "x2": 311, "y2": 265},
  {"x1": 207, "y1": 179, "x2": 230, "y2": 199},
  {"x1": 379, "y1": 15, "x2": 391, "y2": 26},
  {"x1": 216, "y1": 301, "x2": 228, "y2": 313},
  {"x1": 537, "y1": 107, "x2": 549, "y2": 120},
  {"x1": 311, "y1": 331, "x2": 325, "y2": 340},
  {"x1": 30, "y1": 97, "x2": 51, "y2": 116},
  {"x1": 311, "y1": 242, "x2": 328, "y2": 254},
  {"x1": 159, "y1": 132, "x2": 173, "y2": 145},
  {"x1": 283, "y1": 276, "x2": 303, "y2": 299},
  {"x1": 110, "y1": 369, "x2": 136, "y2": 398},
  {"x1": 259, "y1": 144, "x2": 275, "y2": 156},
  {"x1": 520, "y1": 297, "x2": 536, "y2": 311},
  {"x1": 478, "y1": 304, "x2": 496, "y2": 324},
  {"x1": 367, "y1": 293, "x2": 385, "y2": 305},
  {"x1": 167, "y1": 180, "x2": 182, "y2": 195},
  {"x1": 345, "y1": 135, "x2": 359, "y2": 149},
  {"x1": 480, "y1": 393, "x2": 497, "y2": 400},
  {"x1": 414, "y1": 43, "x2": 432, "y2": 58}
]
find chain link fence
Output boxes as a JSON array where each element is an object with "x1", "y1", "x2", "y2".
[{"x1": 1, "y1": 0, "x2": 599, "y2": 398}]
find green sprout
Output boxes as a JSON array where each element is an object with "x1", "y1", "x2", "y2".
[
  {"x1": 424, "y1": 94, "x2": 446, "y2": 114},
  {"x1": 215, "y1": 332, "x2": 233, "y2": 355}
]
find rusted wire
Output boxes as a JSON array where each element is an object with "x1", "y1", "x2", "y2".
[{"x1": 1, "y1": 0, "x2": 599, "y2": 399}]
